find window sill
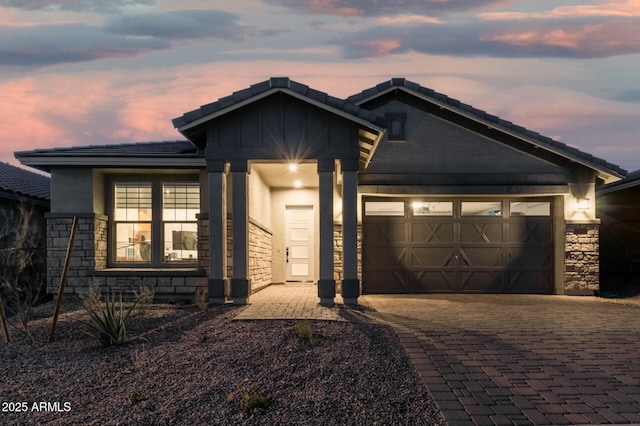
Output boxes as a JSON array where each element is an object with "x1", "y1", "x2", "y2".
[{"x1": 91, "y1": 268, "x2": 205, "y2": 277}]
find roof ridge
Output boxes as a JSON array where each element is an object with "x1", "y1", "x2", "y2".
[{"x1": 172, "y1": 76, "x2": 385, "y2": 130}]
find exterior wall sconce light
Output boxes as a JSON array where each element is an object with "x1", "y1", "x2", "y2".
[
  {"x1": 288, "y1": 163, "x2": 298, "y2": 172},
  {"x1": 576, "y1": 197, "x2": 590, "y2": 210},
  {"x1": 294, "y1": 179, "x2": 302, "y2": 189}
]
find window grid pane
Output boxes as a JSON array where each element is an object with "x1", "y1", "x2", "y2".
[
  {"x1": 115, "y1": 183, "x2": 152, "y2": 221},
  {"x1": 163, "y1": 183, "x2": 200, "y2": 221},
  {"x1": 115, "y1": 223, "x2": 151, "y2": 263},
  {"x1": 164, "y1": 223, "x2": 198, "y2": 262}
]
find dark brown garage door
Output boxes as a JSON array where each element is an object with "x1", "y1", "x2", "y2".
[{"x1": 362, "y1": 198, "x2": 554, "y2": 294}]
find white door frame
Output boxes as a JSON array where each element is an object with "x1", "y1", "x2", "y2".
[{"x1": 285, "y1": 206, "x2": 315, "y2": 283}]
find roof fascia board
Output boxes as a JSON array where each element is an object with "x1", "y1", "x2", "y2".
[
  {"x1": 177, "y1": 87, "x2": 384, "y2": 136},
  {"x1": 361, "y1": 86, "x2": 623, "y2": 183},
  {"x1": 597, "y1": 178, "x2": 640, "y2": 195},
  {"x1": 0, "y1": 190, "x2": 49, "y2": 206},
  {"x1": 18, "y1": 157, "x2": 206, "y2": 169}
]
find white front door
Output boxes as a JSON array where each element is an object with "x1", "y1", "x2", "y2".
[{"x1": 285, "y1": 206, "x2": 315, "y2": 282}]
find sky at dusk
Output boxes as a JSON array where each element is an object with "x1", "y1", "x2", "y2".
[{"x1": 2, "y1": 0, "x2": 640, "y2": 173}]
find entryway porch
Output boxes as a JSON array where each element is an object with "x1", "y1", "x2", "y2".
[{"x1": 233, "y1": 284, "x2": 347, "y2": 320}]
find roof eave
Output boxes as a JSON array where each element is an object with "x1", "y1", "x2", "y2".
[
  {"x1": 17, "y1": 156, "x2": 206, "y2": 172},
  {"x1": 597, "y1": 175, "x2": 640, "y2": 195}
]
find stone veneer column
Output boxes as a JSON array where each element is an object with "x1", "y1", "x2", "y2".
[
  {"x1": 317, "y1": 159, "x2": 336, "y2": 305},
  {"x1": 207, "y1": 160, "x2": 228, "y2": 304},
  {"x1": 45, "y1": 213, "x2": 107, "y2": 295},
  {"x1": 341, "y1": 159, "x2": 360, "y2": 305},
  {"x1": 230, "y1": 160, "x2": 251, "y2": 304},
  {"x1": 564, "y1": 223, "x2": 599, "y2": 295}
]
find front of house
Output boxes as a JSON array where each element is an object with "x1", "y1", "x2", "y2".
[{"x1": 16, "y1": 77, "x2": 625, "y2": 304}]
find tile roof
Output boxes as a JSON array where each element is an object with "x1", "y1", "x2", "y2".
[
  {"x1": 0, "y1": 162, "x2": 50, "y2": 201},
  {"x1": 349, "y1": 78, "x2": 626, "y2": 178},
  {"x1": 172, "y1": 77, "x2": 385, "y2": 130}
]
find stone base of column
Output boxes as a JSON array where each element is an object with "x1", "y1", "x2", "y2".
[
  {"x1": 231, "y1": 278, "x2": 251, "y2": 305},
  {"x1": 341, "y1": 278, "x2": 360, "y2": 305},
  {"x1": 208, "y1": 278, "x2": 229, "y2": 305},
  {"x1": 318, "y1": 279, "x2": 336, "y2": 306}
]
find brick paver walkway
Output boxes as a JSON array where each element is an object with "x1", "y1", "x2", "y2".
[
  {"x1": 233, "y1": 284, "x2": 347, "y2": 321},
  {"x1": 361, "y1": 294, "x2": 640, "y2": 425}
]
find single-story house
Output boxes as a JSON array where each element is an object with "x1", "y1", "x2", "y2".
[
  {"x1": 15, "y1": 77, "x2": 626, "y2": 305},
  {"x1": 597, "y1": 170, "x2": 640, "y2": 289}
]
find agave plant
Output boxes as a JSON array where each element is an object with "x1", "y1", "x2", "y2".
[{"x1": 81, "y1": 290, "x2": 137, "y2": 347}]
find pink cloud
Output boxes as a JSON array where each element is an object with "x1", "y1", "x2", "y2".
[
  {"x1": 481, "y1": 21, "x2": 640, "y2": 56},
  {"x1": 480, "y1": 0, "x2": 640, "y2": 20},
  {"x1": 376, "y1": 15, "x2": 442, "y2": 26}
]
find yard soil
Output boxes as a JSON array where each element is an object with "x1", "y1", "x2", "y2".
[{"x1": 1, "y1": 300, "x2": 445, "y2": 426}]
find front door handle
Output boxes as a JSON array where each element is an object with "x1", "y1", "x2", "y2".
[{"x1": 286, "y1": 247, "x2": 289, "y2": 263}]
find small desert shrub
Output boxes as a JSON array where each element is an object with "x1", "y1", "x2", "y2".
[
  {"x1": 130, "y1": 390, "x2": 148, "y2": 405},
  {"x1": 246, "y1": 395, "x2": 270, "y2": 412},
  {"x1": 133, "y1": 286, "x2": 154, "y2": 315},
  {"x1": 129, "y1": 344, "x2": 148, "y2": 372},
  {"x1": 193, "y1": 288, "x2": 208, "y2": 311},
  {"x1": 228, "y1": 379, "x2": 270, "y2": 413},
  {"x1": 82, "y1": 285, "x2": 102, "y2": 311},
  {"x1": 294, "y1": 320, "x2": 312, "y2": 341},
  {"x1": 82, "y1": 290, "x2": 137, "y2": 347}
]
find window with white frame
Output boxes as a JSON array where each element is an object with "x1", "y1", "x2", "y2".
[{"x1": 111, "y1": 178, "x2": 199, "y2": 266}]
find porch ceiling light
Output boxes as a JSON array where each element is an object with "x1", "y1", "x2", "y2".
[
  {"x1": 576, "y1": 197, "x2": 590, "y2": 210},
  {"x1": 288, "y1": 163, "x2": 298, "y2": 172}
]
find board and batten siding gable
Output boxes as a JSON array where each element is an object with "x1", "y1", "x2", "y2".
[
  {"x1": 204, "y1": 92, "x2": 360, "y2": 161},
  {"x1": 361, "y1": 99, "x2": 571, "y2": 185}
]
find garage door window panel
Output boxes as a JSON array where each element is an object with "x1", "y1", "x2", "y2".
[
  {"x1": 462, "y1": 201, "x2": 502, "y2": 216},
  {"x1": 510, "y1": 201, "x2": 551, "y2": 216}
]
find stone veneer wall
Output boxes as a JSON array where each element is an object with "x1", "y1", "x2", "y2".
[
  {"x1": 197, "y1": 213, "x2": 210, "y2": 273},
  {"x1": 225, "y1": 218, "x2": 273, "y2": 293},
  {"x1": 565, "y1": 223, "x2": 599, "y2": 294},
  {"x1": 248, "y1": 220, "x2": 273, "y2": 292},
  {"x1": 333, "y1": 224, "x2": 362, "y2": 290},
  {"x1": 46, "y1": 214, "x2": 107, "y2": 295}
]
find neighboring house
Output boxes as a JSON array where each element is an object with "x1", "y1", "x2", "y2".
[
  {"x1": 597, "y1": 170, "x2": 640, "y2": 290},
  {"x1": 15, "y1": 77, "x2": 626, "y2": 305},
  {"x1": 0, "y1": 162, "x2": 50, "y2": 293}
]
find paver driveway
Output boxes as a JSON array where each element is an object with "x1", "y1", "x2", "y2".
[{"x1": 360, "y1": 294, "x2": 640, "y2": 425}]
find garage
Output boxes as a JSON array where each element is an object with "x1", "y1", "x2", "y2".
[{"x1": 362, "y1": 197, "x2": 554, "y2": 294}]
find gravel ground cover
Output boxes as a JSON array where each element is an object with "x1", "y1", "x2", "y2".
[{"x1": 1, "y1": 300, "x2": 445, "y2": 426}]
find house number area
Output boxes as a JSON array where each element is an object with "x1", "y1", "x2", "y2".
[{"x1": 2, "y1": 401, "x2": 72, "y2": 412}]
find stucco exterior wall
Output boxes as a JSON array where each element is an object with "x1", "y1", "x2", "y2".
[
  {"x1": 50, "y1": 169, "x2": 95, "y2": 213},
  {"x1": 248, "y1": 168, "x2": 272, "y2": 230}
]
